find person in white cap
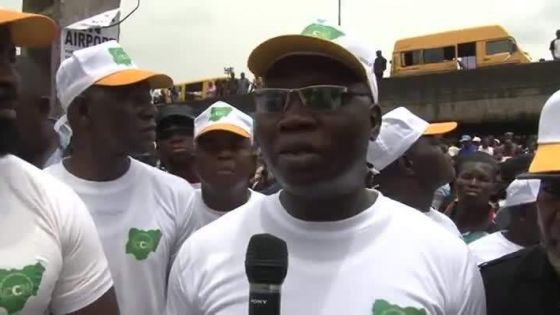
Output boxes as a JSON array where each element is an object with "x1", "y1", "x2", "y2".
[
  {"x1": 188, "y1": 101, "x2": 263, "y2": 226},
  {"x1": 45, "y1": 41, "x2": 199, "y2": 315},
  {"x1": 0, "y1": 8, "x2": 119, "y2": 315},
  {"x1": 369, "y1": 107, "x2": 461, "y2": 237},
  {"x1": 481, "y1": 90, "x2": 560, "y2": 315},
  {"x1": 469, "y1": 179, "x2": 540, "y2": 265},
  {"x1": 167, "y1": 20, "x2": 485, "y2": 315}
]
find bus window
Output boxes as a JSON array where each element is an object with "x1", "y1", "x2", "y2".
[
  {"x1": 486, "y1": 39, "x2": 516, "y2": 55},
  {"x1": 402, "y1": 50, "x2": 422, "y2": 67},
  {"x1": 184, "y1": 82, "x2": 204, "y2": 101},
  {"x1": 423, "y1": 46, "x2": 455, "y2": 64}
]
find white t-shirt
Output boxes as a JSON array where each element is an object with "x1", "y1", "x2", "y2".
[
  {"x1": 0, "y1": 155, "x2": 112, "y2": 315},
  {"x1": 478, "y1": 146, "x2": 494, "y2": 156},
  {"x1": 468, "y1": 231, "x2": 524, "y2": 265},
  {"x1": 45, "y1": 158, "x2": 198, "y2": 315},
  {"x1": 426, "y1": 208, "x2": 462, "y2": 237},
  {"x1": 191, "y1": 189, "x2": 264, "y2": 227},
  {"x1": 167, "y1": 191, "x2": 486, "y2": 315}
]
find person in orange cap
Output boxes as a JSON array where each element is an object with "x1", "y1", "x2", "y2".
[
  {"x1": 481, "y1": 90, "x2": 560, "y2": 315},
  {"x1": 369, "y1": 107, "x2": 461, "y2": 237},
  {"x1": 0, "y1": 8, "x2": 119, "y2": 315},
  {"x1": 45, "y1": 40, "x2": 200, "y2": 315}
]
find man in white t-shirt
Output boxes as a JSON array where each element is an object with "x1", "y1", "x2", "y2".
[
  {"x1": 469, "y1": 179, "x2": 540, "y2": 265},
  {"x1": 191, "y1": 101, "x2": 263, "y2": 226},
  {"x1": 166, "y1": 20, "x2": 485, "y2": 315},
  {"x1": 369, "y1": 107, "x2": 462, "y2": 237},
  {"x1": 0, "y1": 8, "x2": 119, "y2": 315},
  {"x1": 45, "y1": 41, "x2": 199, "y2": 315},
  {"x1": 550, "y1": 30, "x2": 560, "y2": 60}
]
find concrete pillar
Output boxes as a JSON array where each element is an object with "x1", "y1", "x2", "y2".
[{"x1": 22, "y1": 0, "x2": 121, "y2": 116}]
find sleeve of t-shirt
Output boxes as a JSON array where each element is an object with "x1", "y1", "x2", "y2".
[
  {"x1": 166, "y1": 241, "x2": 201, "y2": 315},
  {"x1": 450, "y1": 250, "x2": 487, "y2": 315},
  {"x1": 171, "y1": 186, "x2": 200, "y2": 263},
  {"x1": 49, "y1": 188, "x2": 113, "y2": 315}
]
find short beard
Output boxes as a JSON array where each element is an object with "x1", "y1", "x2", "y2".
[{"x1": 0, "y1": 118, "x2": 19, "y2": 156}]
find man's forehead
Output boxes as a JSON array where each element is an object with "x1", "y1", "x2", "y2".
[{"x1": 264, "y1": 54, "x2": 363, "y2": 87}]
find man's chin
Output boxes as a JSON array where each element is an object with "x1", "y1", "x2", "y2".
[{"x1": 0, "y1": 118, "x2": 19, "y2": 156}]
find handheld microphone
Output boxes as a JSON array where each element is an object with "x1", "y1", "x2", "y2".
[{"x1": 245, "y1": 234, "x2": 288, "y2": 315}]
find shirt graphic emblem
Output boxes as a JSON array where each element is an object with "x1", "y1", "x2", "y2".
[
  {"x1": 125, "y1": 228, "x2": 162, "y2": 260},
  {"x1": 0, "y1": 263, "x2": 45, "y2": 315},
  {"x1": 372, "y1": 299, "x2": 427, "y2": 315}
]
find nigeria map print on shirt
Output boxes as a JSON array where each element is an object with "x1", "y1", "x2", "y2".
[
  {"x1": 0, "y1": 263, "x2": 45, "y2": 315},
  {"x1": 126, "y1": 228, "x2": 162, "y2": 261}
]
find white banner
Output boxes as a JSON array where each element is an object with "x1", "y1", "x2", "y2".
[{"x1": 60, "y1": 8, "x2": 121, "y2": 61}]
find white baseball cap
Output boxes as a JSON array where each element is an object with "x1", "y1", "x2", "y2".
[
  {"x1": 504, "y1": 179, "x2": 541, "y2": 208},
  {"x1": 368, "y1": 107, "x2": 457, "y2": 171},
  {"x1": 473, "y1": 136, "x2": 482, "y2": 142},
  {"x1": 523, "y1": 90, "x2": 560, "y2": 176},
  {"x1": 56, "y1": 40, "x2": 173, "y2": 111},
  {"x1": 248, "y1": 19, "x2": 378, "y2": 103},
  {"x1": 0, "y1": 7, "x2": 57, "y2": 47},
  {"x1": 194, "y1": 101, "x2": 253, "y2": 140}
]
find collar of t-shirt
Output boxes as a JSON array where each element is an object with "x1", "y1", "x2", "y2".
[
  {"x1": 55, "y1": 157, "x2": 140, "y2": 195},
  {"x1": 263, "y1": 190, "x2": 386, "y2": 240}
]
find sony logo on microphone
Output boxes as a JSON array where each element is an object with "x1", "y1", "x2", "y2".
[{"x1": 250, "y1": 299, "x2": 268, "y2": 305}]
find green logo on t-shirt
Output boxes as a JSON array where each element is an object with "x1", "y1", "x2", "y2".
[
  {"x1": 125, "y1": 228, "x2": 162, "y2": 261},
  {"x1": 372, "y1": 299, "x2": 427, "y2": 315},
  {"x1": 0, "y1": 263, "x2": 45, "y2": 315},
  {"x1": 108, "y1": 47, "x2": 133, "y2": 66},
  {"x1": 209, "y1": 106, "x2": 233, "y2": 122},
  {"x1": 301, "y1": 23, "x2": 345, "y2": 41}
]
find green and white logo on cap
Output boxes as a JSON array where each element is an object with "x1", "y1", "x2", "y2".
[
  {"x1": 209, "y1": 106, "x2": 233, "y2": 122},
  {"x1": 301, "y1": 22, "x2": 345, "y2": 41},
  {"x1": 299, "y1": 19, "x2": 379, "y2": 104},
  {"x1": 108, "y1": 47, "x2": 133, "y2": 66}
]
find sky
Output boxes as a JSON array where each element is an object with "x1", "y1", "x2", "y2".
[{"x1": 5, "y1": 0, "x2": 559, "y2": 83}]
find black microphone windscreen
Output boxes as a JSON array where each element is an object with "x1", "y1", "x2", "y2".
[{"x1": 245, "y1": 234, "x2": 288, "y2": 285}]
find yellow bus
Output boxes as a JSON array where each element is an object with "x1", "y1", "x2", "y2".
[
  {"x1": 174, "y1": 76, "x2": 228, "y2": 102},
  {"x1": 391, "y1": 25, "x2": 531, "y2": 77}
]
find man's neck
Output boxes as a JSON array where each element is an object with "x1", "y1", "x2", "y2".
[
  {"x1": 280, "y1": 188, "x2": 377, "y2": 222},
  {"x1": 201, "y1": 185, "x2": 250, "y2": 213},
  {"x1": 503, "y1": 229, "x2": 537, "y2": 248},
  {"x1": 381, "y1": 180, "x2": 432, "y2": 213},
  {"x1": 65, "y1": 142, "x2": 130, "y2": 181},
  {"x1": 167, "y1": 164, "x2": 199, "y2": 184},
  {"x1": 454, "y1": 200, "x2": 491, "y2": 233}
]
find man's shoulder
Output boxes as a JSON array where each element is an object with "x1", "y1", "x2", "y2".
[
  {"x1": 380, "y1": 196, "x2": 465, "y2": 248},
  {"x1": 188, "y1": 195, "x2": 268, "y2": 245},
  {"x1": 480, "y1": 246, "x2": 537, "y2": 278},
  {"x1": 132, "y1": 158, "x2": 194, "y2": 194}
]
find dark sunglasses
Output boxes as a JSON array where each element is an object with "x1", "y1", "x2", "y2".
[
  {"x1": 157, "y1": 127, "x2": 193, "y2": 141},
  {"x1": 254, "y1": 85, "x2": 370, "y2": 113}
]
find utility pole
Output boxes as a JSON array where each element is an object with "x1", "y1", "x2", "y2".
[
  {"x1": 338, "y1": 0, "x2": 341, "y2": 26},
  {"x1": 22, "y1": 0, "x2": 121, "y2": 116}
]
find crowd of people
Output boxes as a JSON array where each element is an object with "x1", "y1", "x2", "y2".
[{"x1": 2, "y1": 9, "x2": 560, "y2": 315}]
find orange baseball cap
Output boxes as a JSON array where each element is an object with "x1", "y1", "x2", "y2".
[
  {"x1": 424, "y1": 122, "x2": 458, "y2": 136},
  {"x1": 0, "y1": 8, "x2": 57, "y2": 47}
]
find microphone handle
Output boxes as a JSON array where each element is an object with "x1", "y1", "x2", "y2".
[{"x1": 248, "y1": 283, "x2": 281, "y2": 315}]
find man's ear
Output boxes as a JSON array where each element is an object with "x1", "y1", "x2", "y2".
[
  {"x1": 369, "y1": 104, "x2": 382, "y2": 142},
  {"x1": 397, "y1": 155, "x2": 416, "y2": 177},
  {"x1": 66, "y1": 95, "x2": 90, "y2": 130}
]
